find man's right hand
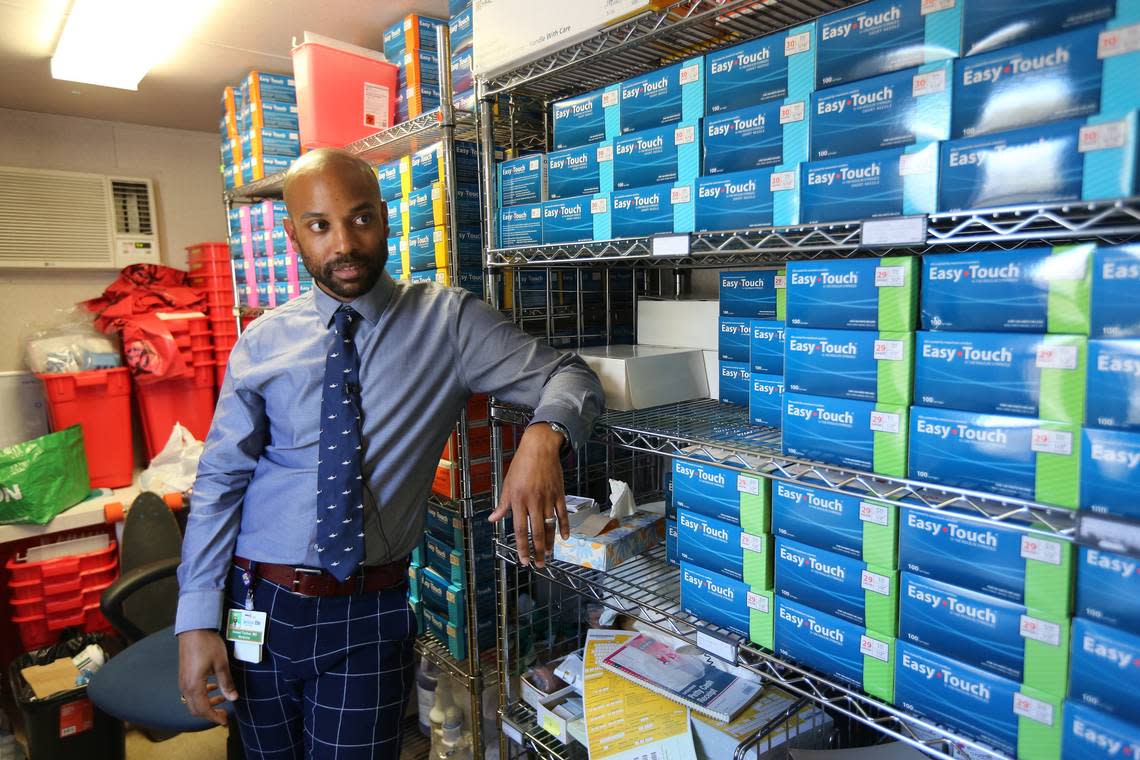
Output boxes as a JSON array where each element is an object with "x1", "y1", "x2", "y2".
[{"x1": 178, "y1": 629, "x2": 239, "y2": 725}]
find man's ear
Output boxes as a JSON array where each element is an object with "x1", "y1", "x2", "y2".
[
  {"x1": 283, "y1": 215, "x2": 299, "y2": 250},
  {"x1": 379, "y1": 199, "x2": 390, "y2": 239}
]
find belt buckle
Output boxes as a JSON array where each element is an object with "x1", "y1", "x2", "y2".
[{"x1": 292, "y1": 567, "x2": 323, "y2": 593}]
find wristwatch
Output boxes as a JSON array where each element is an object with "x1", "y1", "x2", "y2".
[{"x1": 539, "y1": 420, "x2": 572, "y2": 455}]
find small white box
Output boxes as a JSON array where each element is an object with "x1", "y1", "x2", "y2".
[
  {"x1": 637, "y1": 299, "x2": 720, "y2": 350},
  {"x1": 536, "y1": 688, "x2": 583, "y2": 745},
  {"x1": 576, "y1": 345, "x2": 708, "y2": 411}
]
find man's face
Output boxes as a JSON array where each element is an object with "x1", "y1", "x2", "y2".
[{"x1": 283, "y1": 160, "x2": 389, "y2": 301}]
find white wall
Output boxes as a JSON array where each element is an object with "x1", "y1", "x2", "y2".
[{"x1": 0, "y1": 108, "x2": 225, "y2": 371}]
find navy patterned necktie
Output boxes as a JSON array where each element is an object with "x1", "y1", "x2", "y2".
[{"x1": 316, "y1": 305, "x2": 364, "y2": 582}]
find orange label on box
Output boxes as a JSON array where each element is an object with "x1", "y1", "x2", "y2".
[{"x1": 60, "y1": 697, "x2": 93, "y2": 738}]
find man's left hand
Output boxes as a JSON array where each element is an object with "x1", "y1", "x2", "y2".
[{"x1": 489, "y1": 423, "x2": 569, "y2": 568}]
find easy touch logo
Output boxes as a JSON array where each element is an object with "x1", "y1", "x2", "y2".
[
  {"x1": 547, "y1": 153, "x2": 590, "y2": 170},
  {"x1": 961, "y1": 45, "x2": 1072, "y2": 87},
  {"x1": 1085, "y1": 550, "x2": 1137, "y2": 580},
  {"x1": 615, "y1": 134, "x2": 665, "y2": 155},
  {"x1": 699, "y1": 177, "x2": 759, "y2": 199},
  {"x1": 786, "y1": 400, "x2": 855, "y2": 426},
  {"x1": 1089, "y1": 443, "x2": 1140, "y2": 469},
  {"x1": 817, "y1": 85, "x2": 894, "y2": 115},
  {"x1": 806, "y1": 162, "x2": 882, "y2": 186},
  {"x1": 778, "y1": 605, "x2": 845, "y2": 642},
  {"x1": 927, "y1": 261, "x2": 1022, "y2": 283},
  {"x1": 906, "y1": 513, "x2": 1000, "y2": 549},
  {"x1": 553, "y1": 100, "x2": 595, "y2": 119},
  {"x1": 1071, "y1": 718, "x2": 1133, "y2": 757},
  {"x1": 1101, "y1": 257, "x2": 1140, "y2": 282},
  {"x1": 1081, "y1": 633, "x2": 1139, "y2": 670},
  {"x1": 673, "y1": 463, "x2": 728, "y2": 487},
  {"x1": 1096, "y1": 351, "x2": 1140, "y2": 378},
  {"x1": 821, "y1": 5, "x2": 902, "y2": 40},
  {"x1": 788, "y1": 336, "x2": 859, "y2": 357},
  {"x1": 612, "y1": 192, "x2": 662, "y2": 210},
  {"x1": 683, "y1": 568, "x2": 737, "y2": 603},
  {"x1": 622, "y1": 75, "x2": 670, "y2": 100},
  {"x1": 906, "y1": 583, "x2": 998, "y2": 626},
  {"x1": 777, "y1": 483, "x2": 846, "y2": 515},
  {"x1": 915, "y1": 419, "x2": 1009, "y2": 445},
  {"x1": 710, "y1": 45, "x2": 771, "y2": 75},
  {"x1": 707, "y1": 112, "x2": 767, "y2": 137},
  {"x1": 679, "y1": 512, "x2": 730, "y2": 542},
  {"x1": 780, "y1": 544, "x2": 846, "y2": 580},
  {"x1": 900, "y1": 653, "x2": 993, "y2": 701},
  {"x1": 722, "y1": 273, "x2": 767, "y2": 289},
  {"x1": 921, "y1": 343, "x2": 1014, "y2": 366},
  {"x1": 789, "y1": 270, "x2": 860, "y2": 287}
]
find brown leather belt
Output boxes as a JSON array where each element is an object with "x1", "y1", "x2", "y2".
[{"x1": 233, "y1": 556, "x2": 408, "y2": 596}]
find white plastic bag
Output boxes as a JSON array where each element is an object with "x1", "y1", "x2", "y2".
[{"x1": 139, "y1": 423, "x2": 203, "y2": 493}]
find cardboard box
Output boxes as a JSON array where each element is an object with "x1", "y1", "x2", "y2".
[
  {"x1": 377, "y1": 157, "x2": 409, "y2": 200},
  {"x1": 961, "y1": 0, "x2": 1119, "y2": 56},
  {"x1": 499, "y1": 203, "x2": 543, "y2": 247},
  {"x1": 705, "y1": 23, "x2": 817, "y2": 114},
  {"x1": 609, "y1": 181, "x2": 694, "y2": 237},
  {"x1": 542, "y1": 195, "x2": 608, "y2": 244},
  {"x1": 409, "y1": 141, "x2": 480, "y2": 190},
  {"x1": 1091, "y1": 244, "x2": 1140, "y2": 338},
  {"x1": 909, "y1": 407, "x2": 1081, "y2": 508},
  {"x1": 498, "y1": 154, "x2": 547, "y2": 207},
  {"x1": 536, "y1": 689, "x2": 583, "y2": 745},
  {"x1": 775, "y1": 597, "x2": 895, "y2": 703},
  {"x1": 1081, "y1": 427, "x2": 1140, "y2": 519},
  {"x1": 782, "y1": 393, "x2": 909, "y2": 477},
  {"x1": 1062, "y1": 700, "x2": 1140, "y2": 760},
  {"x1": 720, "y1": 270, "x2": 784, "y2": 319},
  {"x1": 772, "y1": 481, "x2": 898, "y2": 568},
  {"x1": 240, "y1": 128, "x2": 301, "y2": 159},
  {"x1": 1069, "y1": 618, "x2": 1140, "y2": 727},
  {"x1": 613, "y1": 121, "x2": 701, "y2": 190},
  {"x1": 677, "y1": 508, "x2": 772, "y2": 588},
  {"x1": 547, "y1": 142, "x2": 612, "y2": 199},
  {"x1": 704, "y1": 99, "x2": 810, "y2": 174},
  {"x1": 245, "y1": 71, "x2": 296, "y2": 105},
  {"x1": 719, "y1": 317, "x2": 752, "y2": 362},
  {"x1": 680, "y1": 563, "x2": 751, "y2": 637},
  {"x1": 636, "y1": 299, "x2": 719, "y2": 350},
  {"x1": 748, "y1": 588, "x2": 776, "y2": 651},
  {"x1": 246, "y1": 100, "x2": 299, "y2": 131},
  {"x1": 551, "y1": 87, "x2": 619, "y2": 150},
  {"x1": 399, "y1": 49, "x2": 440, "y2": 89},
  {"x1": 577, "y1": 345, "x2": 707, "y2": 411},
  {"x1": 448, "y1": 5, "x2": 472, "y2": 52},
  {"x1": 899, "y1": 573, "x2": 1069, "y2": 697},
  {"x1": 750, "y1": 320, "x2": 786, "y2": 375},
  {"x1": 671, "y1": 458, "x2": 770, "y2": 529},
  {"x1": 383, "y1": 14, "x2": 445, "y2": 60},
  {"x1": 618, "y1": 57, "x2": 705, "y2": 135},
  {"x1": 800, "y1": 143, "x2": 939, "y2": 223},
  {"x1": 666, "y1": 518, "x2": 678, "y2": 566},
  {"x1": 404, "y1": 183, "x2": 446, "y2": 232},
  {"x1": 898, "y1": 509, "x2": 1074, "y2": 616},
  {"x1": 694, "y1": 167, "x2": 800, "y2": 231},
  {"x1": 787, "y1": 256, "x2": 917, "y2": 332},
  {"x1": 422, "y1": 604, "x2": 465, "y2": 661},
  {"x1": 720, "y1": 361, "x2": 751, "y2": 406},
  {"x1": 403, "y1": 226, "x2": 448, "y2": 272},
  {"x1": 785, "y1": 328, "x2": 914, "y2": 406},
  {"x1": 1076, "y1": 546, "x2": 1140, "y2": 633},
  {"x1": 749, "y1": 374, "x2": 784, "y2": 428},
  {"x1": 552, "y1": 511, "x2": 664, "y2": 570}
]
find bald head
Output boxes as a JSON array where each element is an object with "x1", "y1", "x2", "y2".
[{"x1": 283, "y1": 148, "x2": 379, "y2": 208}]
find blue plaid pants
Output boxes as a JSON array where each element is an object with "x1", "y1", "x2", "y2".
[{"x1": 225, "y1": 565, "x2": 415, "y2": 759}]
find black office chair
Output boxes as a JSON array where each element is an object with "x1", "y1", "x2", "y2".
[{"x1": 86, "y1": 492, "x2": 244, "y2": 759}]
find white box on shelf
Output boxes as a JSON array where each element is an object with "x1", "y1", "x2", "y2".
[
  {"x1": 575, "y1": 346, "x2": 708, "y2": 411},
  {"x1": 636, "y1": 299, "x2": 720, "y2": 350},
  {"x1": 536, "y1": 688, "x2": 584, "y2": 745}
]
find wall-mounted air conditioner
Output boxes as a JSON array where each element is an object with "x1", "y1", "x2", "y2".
[{"x1": 0, "y1": 166, "x2": 162, "y2": 269}]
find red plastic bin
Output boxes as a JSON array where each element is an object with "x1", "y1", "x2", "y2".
[
  {"x1": 292, "y1": 38, "x2": 398, "y2": 150},
  {"x1": 36, "y1": 369, "x2": 133, "y2": 489},
  {"x1": 135, "y1": 374, "x2": 216, "y2": 460},
  {"x1": 187, "y1": 242, "x2": 229, "y2": 262}
]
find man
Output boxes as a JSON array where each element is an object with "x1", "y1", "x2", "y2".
[{"x1": 177, "y1": 148, "x2": 603, "y2": 758}]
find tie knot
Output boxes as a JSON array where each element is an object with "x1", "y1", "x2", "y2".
[{"x1": 332, "y1": 305, "x2": 359, "y2": 334}]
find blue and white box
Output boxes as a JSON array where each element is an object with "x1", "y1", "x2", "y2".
[
  {"x1": 547, "y1": 143, "x2": 611, "y2": 199},
  {"x1": 1076, "y1": 546, "x2": 1140, "y2": 634},
  {"x1": 775, "y1": 538, "x2": 898, "y2": 635},
  {"x1": 785, "y1": 328, "x2": 914, "y2": 406},
  {"x1": 1092, "y1": 244, "x2": 1140, "y2": 338},
  {"x1": 248, "y1": 101, "x2": 299, "y2": 131},
  {"x1": 671, "y1": 458, "x2": 770, "y2": 529},
  {"x1": 720, "y1": 362, "x2": 751, "y2": 407},
  {"x1": 618, "y1": 57, "x2": 705, "y2": 135},
  {"x1": 750, "y1": 320, "x2": 785, "y2": 375},
  {"x1": 1081, "y1": 427, "x2": 1140, "y2": 520},
  {"x1": 377, "y1": 159, "x2": 405, "y2": 200},
  {"x1": 666, "y1": 519, "x2": 679, "y2": 566},
  {"x1": 609, "y1": 181, "x2": 694, "y2": 238},
  {"x1": 939, "y1": 113, "x2": 1140, "y2": 211},
  {"x1": 410, "y1": 141, "x2": 479, "y2": 190},
  {"x1": 542, "y1": 195, "x2": 607, "y2": 245},
  {"x1": 551, "y1": 88, "x2": 618, "y2": 150},
  {"x1": 771, "y1": 481, "x2": 898, "y2": 568},
  {"x1": 749, "y1": 374, "x2": 784, "y2": 428},
  {"x1": 954, "y1": 22, "x2": 1140, "y2": 139},
  {"x1": 386, "y1": 198, "x2": 405, "y2": 236},
  {"x1": 815, "y1": 0, "x2": 961, "y2": 88},
  {"x1": 721, "y1": 270, "x2": 779, "y2": 319},
  {"x1": 705, "y1": 23, "x2": 817, "y2": 114},
  {"x1": 909, "y1": 406, "x2": 1081, "y2": 508},
  {"x1": 681, "y1": 563, "x2": 751, "y2": 636},
  {"x1": 962, "y1": 0, "x2": 1119, "y2": 56},
  {"x1": 811, "y1": 62, "x2": 952, "y2": 160},
  {"x1": 719, "y1": 317, "x2": 752, "y2": 362},
  {"x1": 694, "y1": 167, "x2": 801, "y2": 231},
  {"x1": 499, "y1": 203, "x2": 543, "y2": 247},
  {"x1": 898, "y1": 509, "x2": 1074, "y2": 616},
  {"x1": 383, "y1": 15, "x2": 444, "y2": 59},
  {"x1": 801, "y1": 143, "x2": 939, "y2": 223},
  {"x1": 498, "y1": 154, "x2": 547, "y2": 207},
  {"x1": 1062, "y1": 700, "x2": 1140, "y2": 760},
  {"x1": 677, "y1": 509, "x2": 772, "y2": 588},
  {"x1": 782, "y1": 393, "x2": 909, "y2": 477},
  {"x1": 1070, "y1": 617, "x2": 1140, "y2": 726},
  {"x1": 450, "y1": 48, "x2": 473, "y2": 94},
  {"x1": 786, "y1": 256, "x2": 918, "y2": 332},
  {"x1": 704, "y1": 99, "x2": 810, "y2": 174},
  {"x1": 613, "y1": 121, "x2": 700, "y2": 190},
  {"x1": 448, "y1": 5, "x2": 472, "y2": 52}
]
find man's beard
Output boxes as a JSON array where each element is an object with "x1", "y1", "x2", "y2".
[{"x1": 299, "y1": 250, "x2": 386, "y2": 299}]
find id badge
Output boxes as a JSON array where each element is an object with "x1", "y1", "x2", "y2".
[{"x1": 226, "y1": 608, "x2": 267, "y2": 663}]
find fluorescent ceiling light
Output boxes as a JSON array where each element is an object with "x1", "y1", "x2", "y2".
[{"x1": 51, "y1": 0, "x2": 219, "y2": 90}]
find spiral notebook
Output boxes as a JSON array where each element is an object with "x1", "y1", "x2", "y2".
[{"x1": 600, "y1": 633, "x2": 763, "y2": 723}]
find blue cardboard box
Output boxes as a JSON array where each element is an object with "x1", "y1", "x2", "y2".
[
  {"x1": 613, "y1": 121, "x2": 700, "y2": 190},
  {"x1": 909, "y1": 406, "x2": 1081, "y2": 508},
  {"x1": 801, "y1": 143, "x2": 939, "y2": 223},
  {"x1": 719, "y1": 317, "x2": 752, "y2": 362},
  {"x1": 542, "y1": 195, "x2": 607, "y2": 245},
  {"x1": 547, "y1": 143, "x2": 611, "y2": 199},
  {"x1": 771, "y1": 481, "x2": 898, "y2": 568},
  {"x1": 680, "y1": 563, "x2": 751, "y2": 637},
  {"x1": 719, "y1": 361, "x2": 751, "y2": 407},
  {"x1": 404, "y1": 226, "x2": 449, "y2": 273},
  {"x1": 916, "y1": 332, "x2": 1088, "y2": 422},
  {"x1": 922, "y1": 245, "x2": 1095, "y2": 333},
  {"x1": 811, "y1": 62, "x2": 952, "y2": 160},
  {"x1": 1070, "y1": 617, "x2": 1140, "y2": 726},
  {"x1": 386, "y1": 198, "x2": 405, "y2": 236},
  {"x1": 610, "y1": 181, "x2": 694, "y2": 238},
  {"x1": 410, "y1": 140, "x2": 479, "y2": 190},
  {"x1": 450, "y1": 48, "x2": 473, "y2": 94},
  {"x1": 704, "y1": 99, "x2": 809, "y2": 174},
  {"x1": 721, "y1": 270, "x2": 782, "y2": 319},
  {"x1": 816, "y1": 0, "x2": 961, "y2": 88},
  {"x1": 448, "y1": 5, "x2": 472, "y2": 53},
  {"x1": 895, "y1": 642, "x2": 1063, "y2": 759},
  {"x1": 671, "y1": 457, "x2": 770, "y2": 530},
  {"x1": 377, "y1": 158, "x2": 406, "y2": 201},
  {"x1": 1076, "y1": 546, "x2": 1140, "y2": 634},
  {"x1": 499, "y1": 203, "x2": 543, "y2": 247},
  {"x1": 1081, "y1": 427, "x2": 1140, "y2": 520},
  {"x1": 404, "y1": 183, "x2": 446, "y2": 231},
  {"x1": 398, "y1": 49, "x2": 441, "y2": 87},
  {"x1": 247, "y1": 100, "x2": 299, "y2": 131},
  {"x1": 383, "y1": 14, "x2": 444, "y2": 59},
  {"x1": 666, "y1": 519, "x2": 678, "y2": 566},
  {"x1": 775, "y1": 597, "x2": 895, "y2": 702},
  {"x1": 786, "y1": 256, "x2": 918, "y2": 332},
  {"x1": 962, "y1": 0, "x2": 1118, "y2": 56},
  {"x1": 551, "y1": 88, "x2": 618, "y2": 150},
  {"x1": 750, "y1": 319, "x2": 785, "y2": 375},
  {"x1": 677, "y1": 509, "x2": 772, "y2": 588},
  {"x1": 694, "y1": 167, "x2": 802, "y2": 231},
  {"x1": 775, "y1": 538, "x2": 897, "y2": 636},
  {"x1": 1062, "y1": 700, "x2": 1140, "y2": 760},
  {"x1": 954, "y1": 22, "x2": 1140, "y2": 139},
  {"x1": 939, "y1": 113, "x2": 1140, "y2": 211},
  {"x1": 785, "y1": 328, "x2": 914, "y2": 406},
  {"x1": 749, "y1": 374, "x2": 784, "y2": 428},
  {"x1": 899, "y1": 573, "x2": 1070, "y2": 696},
  {"x1": 618, "y1": 57, "x2": 705, "y2": 135},
  {"x1": 498, "y1": 154, "x2": 547, "y2": 207},
  {"x1": 898, "y1": 509, "x2": 1074, "y2": 616},
  {"x1": 1092, "y1": 244, "x2": 1140, "y2": 338},
  {"x1": 705, "y1": 23, "x2": 816, "y2": 113},
  {"x1": 782, "y1": 393, "x2": 909, "y2": 477}
]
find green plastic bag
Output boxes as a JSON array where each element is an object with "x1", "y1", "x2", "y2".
[{"x1": 0, "y1": 426, "x2": 90, "y2": 525}]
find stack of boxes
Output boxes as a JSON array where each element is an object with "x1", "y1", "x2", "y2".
[
  {"x1": 237, "y1": 72, "x2": 301, "y2": 185},
  {"x1": 383, "y1": 13, "x2": 445, "y2": 123},
  {"x1": 715, "y1": 270, "x2": 785, "y2": 413},
  {"x1": 237, "y1": 200, "x2": 312, "y2": 310},
  {"x1": 186, "y1": 242, "x2": 239, "y2": 387},
  {"x1": 448, "y1": 0, "x2": 474, "y2": 108},
  {"x1": 220, "y1": 86, "x2": 243, "y2": 191}
]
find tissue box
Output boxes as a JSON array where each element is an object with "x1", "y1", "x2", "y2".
[
  {"x1": 782, "y1": 393, "x2": 909, "y2": 477},
  {"x1": 749, "y1": 374, "x2": 784, "y2": 428},
  {"x1": 720, "y1": 270, "x2": 784, "y2": 319},
  {"x1": 498, "y1": 154, "x2": 547, "y2": 207},
  {"x1": 719, "y1": 317, "x2": 752, "y2": 362},
  {"x1": 680, "y1": 563, "x2": 751, "y2": 637},
  {"x1": 609, "y1": 182, "x2": 694, "y2": 238},
  {"x1": 921, "y1": 245, "x2": 1094, "y2": 334},
  {"x1": 939, "y1": 113, "x2": 1140, "y2": 210},
  {"x1": 915, "y1": 332, "x2": 1087, "y2": 422},
  {"x1": 895, "y1": 642, "x2": 1063, "y2": 760},
  {"x1": 1062, "y1": 700, "x2": 1140, "y2": 760},
  {"x1": 720, "y1": 361, "x2": 751, "y2": 406},
  {"x1": 772, "y1": 481, "x2": 898, "y2": 568},
  {"x1": 750, "y1": 319, "x2": 786, "y2": 375},
  {"x1": 499, "y1": 203, "x2": 543, "y2": 247},
  {"x1": 618, "y1": 57, "x2": 705, "y2": 135},
  {"x1": 542, "y1": 195, "x2": 608, "y2": 244},
  {"x1": 899, "y1": 509, "x2": 1074, "y2": 616},
  {"x1": 775, "y1": 597, "x2": 895, "y2": 702},
  {"x1": 961, "y1": 0, "x2": 1120, "y2": 55},
  {"x1": 578, "y1": 345, "x2": 708, "y2": 411},
  {"x1": 703, "y1": 99, "x2": 809, "y2": 175},
  {"x1": 786, "y1": 256, "x2": 918, "y2": 331},
  {"x1": 671, "y1": 458, "x2": 769, "y2": 530},
  {"x1": 677, "y1": 509, "x2": 772, "y2": 588},
  {"x1": 815, "y1": 0, "x2": 961, "y2": 88},
  {"x1": 776, "y1": 538, "x2": 897, "y2": 636},
  {"x1": 613, "y1": 121, "x2": 700, "y2": 190},
  {"x1": 705, "y1": 23, "x2": 816, "y2": 113},
  {"x1": 811, "y1": 62, "x2": 953, "y2": 160},
  {"x1": 1077, "y1": 546, "x2": 1140, "y2": 633},
  {"x1": 800, "y1": 142, "x2": 939, "y2": 223},
  {"x1": 547, "y1": 143, "x2": 611, "y2": 199},
  {"x1": 552, "y1": 511, "x2": 664, "y2": 570},
  {"x1": 551, "y1": 87, "x2": 618, "y2": 150},
  {"x1": 909, "y1": 407, "x2": 1081, "y2": 508},
  {"x1": 1081, "y1": 427, "x2": 1140, "y2": 519},
  {"x1": 899, "y1": 573, "x2": 1070, "y2": 697},
  {"x1": 1069, "y1": 618, "x2": 1140, "y2": 727},
  {"x1": 785, "y1": 328, "x2": 914, "y2": 406},
  {"x1": 1091, "y1": 244, "x2": 1140, "y2": 338},
  {"x1": 694, "y1": 167, "x2": 801, "y2": 231}
]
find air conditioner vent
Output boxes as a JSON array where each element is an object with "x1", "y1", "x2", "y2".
[{"x1": 111, "y1": 179, "x2": 153, "y2": 235}]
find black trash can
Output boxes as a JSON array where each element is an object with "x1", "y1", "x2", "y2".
[{"x1": 8, "y1": 633, "x2": 124, "y2": 760}]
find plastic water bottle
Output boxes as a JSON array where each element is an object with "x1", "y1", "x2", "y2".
[{"x1": 415, "y1": 656, "x2": 439, "y2": 737}]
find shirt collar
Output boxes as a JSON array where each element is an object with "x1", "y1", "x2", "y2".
[{"x1": 313, "y1": 270, "x2": 396, "y2": 327}]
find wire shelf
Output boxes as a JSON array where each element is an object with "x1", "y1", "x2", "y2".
[
  {"x1": 501, "y1": 703, "x2": 587, "y2": 760},
  {"x1": 416, "y1": 634, "x2": 478, "y2": 683}
]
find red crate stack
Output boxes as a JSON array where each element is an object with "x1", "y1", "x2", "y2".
[
  {"x1": 187, "y1": 242, "x2": 239, "y2": 388},
  {"x1": 135, "y1": 313, "x2": 216, "y2": 459}
]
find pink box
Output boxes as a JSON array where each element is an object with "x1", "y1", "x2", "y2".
[{"x1": 293, "y1": 36, "x2": 398, "y2": 150}]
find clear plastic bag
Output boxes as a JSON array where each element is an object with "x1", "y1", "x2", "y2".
[{"x1": 24, "y1": 311, "x2": 120, "y2": 374}]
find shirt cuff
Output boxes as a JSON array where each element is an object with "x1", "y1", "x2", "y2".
[
  {"x1": 530, "y1": 405, "x2": 588, "y2": 451},
  {"x1": 174, "y1": 590, "x2": 225, "y2": 635}
]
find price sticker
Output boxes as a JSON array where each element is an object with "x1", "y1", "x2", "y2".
[
  {"x1": 602, "y1": 89, "x2": 619, "y2": 108},
  {"x1": 1098, "y1": 23, "x2": 1140, "y2": 59},
  {"x1": 528, "y1": 159, "x2": 540, "y2": 170},
  {"x1": 596, "y1": 144, "x2": 614, "y2": 162},
  {"x1": 670, "y1": 185, "x2": 692, "y2": 204},
  {"x1": 779, "y1": 101, "x2": 805, "y2": 124},
  {"x1": 1014, "y1": 693, "x2": 1055, "y2": 726},
  {"x1": 431, "y1": 187, "x2": 441, "y2": 199},
  {"x1": 770, "y1": 171, "x2": 796, "y2": 192},
  {"x1": 1035, "y1": 345, "x2": 1078, "y2": 370},
  {"x1": 870, "y1": 411, "x2": 901, "y2": 434},
  {"x1": 860, "y1": 635, "x2": 890, "y2": 662},
  {"x1": 921, "y1": 0, "x2": 955, "y2": 14},
  {"x1": 737, "y1": 474, "x2": 760, "y2": 495},
  {"x1": 899, "y1": 149, "x2": 935, "y2": 176},
  {"x1": 675, "y1": 125, "x2": 696, "y2": 145},
  {"x1": 774, "y1": 275, "x2": 787, "y2": 289},
  {"x1": 1019, "y1": 615, "x2": 1062, "y2": 647},
  {"x1": 1020, "y1": 535, "x2": 1064, "y2": 565},
  {"x1": 861, "y1": 570, "x2": 892, "y2": 596},
  {"x1": 874, "y1": 340, "x2": 905, "y2": 361},
  {"x1": 912, "y1": 67, "x2": 947, "y2": 96},
  {"x1": 740, "y1": 532, "x2": 766, "y2": 554},
  {"x1": 1079, "y1": 120, "x2": 1128, "y2": 152},
  {"x1": 785, "y1": 31, "x2": 812, "y2": 56},
  {"x1": 433, "y1": 228, "x2": 445, "y2": 242},
  {"x1": 680, "y1": 63, "x2": 701, "y2": 85},
  {"x1": 590, "y1": 197, "x2": 608, "y2": 214},
  {"x1": 652, "y1": 234, "x2": 690, "y2": 257},
  {"x1": 859, "y1": 501, "x2": 890, "y2": 526},
  {"x1": 747, "y1": 591, "x2": 770, "y2": 613},
  {"x1": 875, "y1": 266, "x2": 906, "y2": 287},
  {"x1": 696, "y1": 630, "x2": 737, "y2": 662},
  {"x1": 1031, "y1": 429, "x2": 1073, "y2": 456},
  {"x1": 530, "y1": 207, "x2": 542, "y2": 219},
  {"x1": 542, "y1": 714, "x2": 562, "y2": 737}
]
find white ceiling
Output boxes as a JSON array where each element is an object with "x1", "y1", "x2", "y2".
[{"x1": 0, "y1": 0, "x2": 448, "y2": 132}]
